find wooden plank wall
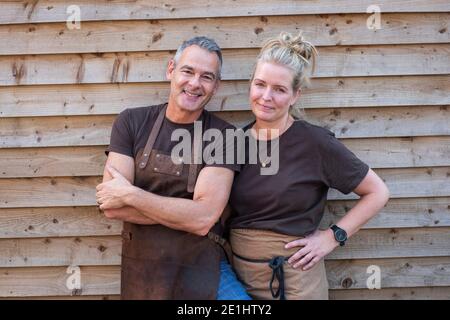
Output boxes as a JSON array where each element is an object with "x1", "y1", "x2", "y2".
[{"x1": 0, "y1": 0, "x2": 449, "y2": 299}]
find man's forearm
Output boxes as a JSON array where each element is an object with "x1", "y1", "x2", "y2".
[
  {"x1": 98, "y1": 165, "x2": 233, "y2": 236},
  {"x1": 103, "y1": 206, "x2": 158, "y2": 225},
  {"x1": 124, "y1": 186, "x2": 218, "y2": 235}
]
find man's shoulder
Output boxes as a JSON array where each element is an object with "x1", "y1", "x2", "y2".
[
  {"x1": 203, "y1": 110, "x2": 236, "y2": 131},
  {"x1": 124, "y1": 104, "x2": 164, "y2": 119},
  {"x1": 120, "y1": 104, "x2": 165, "y2": 128}
]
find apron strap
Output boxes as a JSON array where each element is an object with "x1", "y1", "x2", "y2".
[
  {"x1": 187, "y1": 165, "x2": 198, "y2": 193},
  {"x1": 187, "y1": 111, "x2": 205, "y2": 193},
  {"x1": 187, "y1": 130, "x2": 202, "y2": 193},
  {"x1": 138, "y1": 104, "x2": 167, "y2": 170},
  {"x1": 207, "y1": 231, "x2": 233, "y2": 264}
]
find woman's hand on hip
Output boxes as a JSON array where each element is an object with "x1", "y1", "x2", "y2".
[{"x1": 284, "y1": 229, "x2": 339, "y2": 271}]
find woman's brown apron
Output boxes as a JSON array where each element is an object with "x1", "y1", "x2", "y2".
[
  {"x1": 120, "y1": 105, "x2": 222, "y2": 300},
  {"x1": 230, "y1": 228, "x2": 329, "y2": 300}
]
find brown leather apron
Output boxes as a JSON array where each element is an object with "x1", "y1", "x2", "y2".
[{"x1": 121, "y1": 105, "x2": 222, "y2": 300}]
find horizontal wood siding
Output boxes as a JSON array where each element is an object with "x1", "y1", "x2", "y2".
[{"x1": 0, "y1": 1, "x2": 448, "y2": 299}]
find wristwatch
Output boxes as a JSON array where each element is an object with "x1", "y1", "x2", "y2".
[{"x1": 330, "y1": 225, "x2": 348, "y2": 246}]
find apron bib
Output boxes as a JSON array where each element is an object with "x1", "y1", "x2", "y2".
[{"x1": 120, "y1": 105, "x2": 221, "y2": 300}]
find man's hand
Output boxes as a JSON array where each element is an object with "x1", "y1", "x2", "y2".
[{"x1": 96, "y1": 165, "x2": 135, "y2": 210}]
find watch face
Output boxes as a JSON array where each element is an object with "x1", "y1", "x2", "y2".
[{"x1": 335, "y1": 229, "x2": 347, "y2": 242}]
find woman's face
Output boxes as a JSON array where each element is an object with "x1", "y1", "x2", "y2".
[{"x1": 249, "y1": 61, "x2": 300, "y2": 123}]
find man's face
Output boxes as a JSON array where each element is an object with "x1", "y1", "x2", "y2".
[{"x1": 166, "y1": 45, "x2": 220, "y2": 114}]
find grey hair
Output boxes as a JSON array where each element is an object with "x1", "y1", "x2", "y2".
[{"x1": 173, "y1": 36, "x2": 223, "y2": 79}]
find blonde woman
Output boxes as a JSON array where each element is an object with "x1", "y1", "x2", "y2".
[{"x1": 227, "y1": 32, "x2": 390, "y2": 300}]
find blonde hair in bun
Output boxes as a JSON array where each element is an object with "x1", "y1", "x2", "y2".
[{"x1": 252, "y1": 32, "x2": 318, "y2": 118}]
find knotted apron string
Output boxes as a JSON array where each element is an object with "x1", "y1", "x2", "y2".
[
  {"x1": 233, "y1": 252, "x2": 288, "y2": 300},
  {"x1": 268, "y1": 256, "x2": 286, "y2": 300}
]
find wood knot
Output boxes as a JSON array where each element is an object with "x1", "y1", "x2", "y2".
[
  {"x1": 254, "y1": 27, "x2": 264, "y2": 35},
  {"x1": 152, "y1": 32, "x2": 163, "y2": 43},
  {"x1": 341, "y1": 277, "x2": 353, "y2": 288},
  {"x1": 329, "y1": 28, "x2": 338, "y2": 36},
  {"x1": 71, "y1": 288, "x2": 82, "y2": 296}
]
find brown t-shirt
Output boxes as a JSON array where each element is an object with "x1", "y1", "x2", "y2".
[
  {"x1": 106, "y1": 103, "x2": 239, "y2": 199},
  {"x1": 228, "y1": 120, "x2": 369, "y2": 237}
]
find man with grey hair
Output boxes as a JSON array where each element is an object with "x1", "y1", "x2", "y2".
[{"x1": 95, "y1": 36, "x2": 250, "y2": 300}]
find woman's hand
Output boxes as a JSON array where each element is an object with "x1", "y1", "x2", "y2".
[{"x1": 285, "y1": 229, "x2": 339, "y2": 271}]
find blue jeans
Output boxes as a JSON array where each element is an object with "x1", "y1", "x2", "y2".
[{"x1": 217, "y1": 259, "x2": 252, "y2": 300}]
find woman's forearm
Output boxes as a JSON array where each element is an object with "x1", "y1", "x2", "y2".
[{"x1": 335, "y1": 190, "x2": 389, "y2": 238}]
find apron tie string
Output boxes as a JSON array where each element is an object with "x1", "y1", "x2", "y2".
[
  {"x1": 233, "y1": 252, "x2": 288, "y2": 300},
  {"x1": 268, "y1": 256, "x2": 286, "y2": 300}
]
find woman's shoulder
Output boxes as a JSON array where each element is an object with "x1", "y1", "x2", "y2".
[{"x1": 291, "y1": 119, "x2": 335, "y2": 141}]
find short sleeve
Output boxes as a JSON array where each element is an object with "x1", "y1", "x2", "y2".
[
  {"x1": 319, "y1": 131, "x2": 369, "y2": 194},
  {"x1": 105, "y1": 109, "x2": 134, "y2": 157}
]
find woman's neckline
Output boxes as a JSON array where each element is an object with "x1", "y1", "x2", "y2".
[{"x1": 249, "y1": 117, "x2": 297, "y2": 141}]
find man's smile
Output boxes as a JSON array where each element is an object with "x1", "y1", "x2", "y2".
[{"x1": 182, "y1": 89, "x2": 203, "y2": 97}]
